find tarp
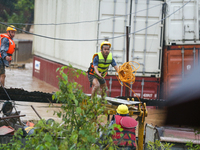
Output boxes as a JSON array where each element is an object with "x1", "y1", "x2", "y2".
[{"x1": 165, "y1": 65, "x2": 200, "y2": 127}]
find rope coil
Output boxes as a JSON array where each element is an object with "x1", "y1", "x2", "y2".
[
  {"x1": 116, "y1": 61, "x2": 145, "y2": 122},
  {"x1": 117, "y1": 61, "x2": 140, "y2": 85}
]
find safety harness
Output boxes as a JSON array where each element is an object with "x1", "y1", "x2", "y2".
[{"x1": 87, "y1": 52, "x2": 112, "y2": 78}]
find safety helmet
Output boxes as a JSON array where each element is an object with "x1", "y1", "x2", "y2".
[
  {"x1": 100, "y1": 41, "x2": 111, "y2": 50},
  {"x1": 116, "y1": 104, "x2": 129, "y2": 114},
  {"x1": 6, "y1": 25, "x2": 17, "y2": 31}
]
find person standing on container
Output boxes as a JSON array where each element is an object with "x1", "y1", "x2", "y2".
[
  {"x1": 87, "y1": 41, "x2": 119, "y2": 99},
  {"x1": 0, "y1": 25, "x2": 16, "y2": 87}
]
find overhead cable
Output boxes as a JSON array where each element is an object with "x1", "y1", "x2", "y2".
[
  {"x1": 8, "y1": 2, "x2": 165, "y2": 26},
  {"x1": 0, "y1": 21, "x2": 125, "y2": 41},
  {"x1": 132, "y1": 0, "x2": 191, "y2": 35},
  {"x1": 0, "y1": 0, "x2": 191, "y2": 42}
]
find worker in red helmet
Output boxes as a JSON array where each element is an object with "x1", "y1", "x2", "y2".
[
  {"x1": 0, "y1": 25, "x2": 16, "y2": 87},
  {"x1": 87, "y1": 41, "x2": 119, "y2": 99},
  {"x1": 111, "y1": 104, "x2": 138, "y2": 149}
]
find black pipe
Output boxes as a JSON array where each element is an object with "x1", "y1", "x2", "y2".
[{"x1": 125, "y1": 26, "x2": 130, "y2": 97}]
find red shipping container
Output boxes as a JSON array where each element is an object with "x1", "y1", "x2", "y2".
[{"x1": 162, "y1": 45, "x2": 200, "y2": 99}]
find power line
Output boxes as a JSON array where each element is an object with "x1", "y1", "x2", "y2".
[
  {"x1": 0, "y1": 0, "x2": 191, "y2": 42},
  {"x1": 0, "y1": 21, "x2": 125, "y2": 41},
  {"x1": 130, "y1": 0, "x2": 191, "y2": 35},
  {"x1": 8, "y1": 2, "x2": 165, "y2": 26}
]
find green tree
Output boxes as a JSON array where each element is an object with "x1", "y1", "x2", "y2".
[
  {"x1": 13, "y1": 0, "x2": 34, "y2": 32},
  {"x1": 0, "y1": 0, "x2": 18, "y2": 21},
  {"x1": 0, "y1": 0, "x2": 34, "y2": 32}
]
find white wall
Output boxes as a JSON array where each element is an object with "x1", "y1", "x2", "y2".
[{"x1": 33, "y1": 0, "x2": 99, "y2": 70}]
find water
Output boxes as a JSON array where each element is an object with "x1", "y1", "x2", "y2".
[
  {"x1": 1, "y1": 62, "x2": 61, "y2": 122},
  {"x1": 5, "y1": 62, "x2": 58, "y2": 93}
]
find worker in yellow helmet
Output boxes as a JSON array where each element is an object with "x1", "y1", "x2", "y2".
[
  {"x1": 87, "y1": 41, "x2": 119, "y2": 99},
  {"x1": 110, "y1": 104, "x2": 137, "y2": 149},
  {"x1": 0, "y1": 25, "x2": 17, "y2": 87}
]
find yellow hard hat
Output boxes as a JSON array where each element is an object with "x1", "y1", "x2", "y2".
[
  {"x1": 6, "y1": 25, "x2": 17, "y2": 31},
  {"x1": 116, "y1": 104, "x2": 129, "y2": 114},
  {"x1": 100, "y1": 41, "x2": 111, "y2": 50}
]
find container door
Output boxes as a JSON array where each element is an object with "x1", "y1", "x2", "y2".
[
  {"x1": 97, "y1": 0, "x2": 164, "y2": 77},
  {"x1": 165, "y1": 0, "x2": 199, "y2": 45},
  {"x1": 162, "y1": 45, "x2": 200, "y2": 99}
]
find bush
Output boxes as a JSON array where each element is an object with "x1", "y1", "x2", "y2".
[
  {"x1": 147, "y1": 140, "x2": 174, "y2": 150},
  {"x1": 0, "y1": 65, "x2": 117, "y2": 150}
]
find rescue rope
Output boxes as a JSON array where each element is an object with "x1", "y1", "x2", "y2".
[
  {"x1": 117, "y1": 61, "x2": 140, "y2": 85},
  {"x1": 116, "y1": 61, "x2": 145, "y2": 122}
]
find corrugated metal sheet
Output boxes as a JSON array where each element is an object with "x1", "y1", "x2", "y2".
[
  {"x1": 165, "y1": 0, "x2": 199, "y2": 45},
  {"x1": 162, "y1": 45, "x2": 200, "y2": 99}
]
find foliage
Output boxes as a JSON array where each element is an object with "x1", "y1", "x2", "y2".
[
  {"x1": 0, "y1": 0, "x2": 34, "y2": 32},
  {"x1": 52, "y1": 65, "x2": 117, "y2": 149},
  {"x1": 185, "y1": 128, "x2": 200, "y2": 150},
  {"x1": 0, "y1": 128, "x2": 24, "y2": 150},
  {"x1": 3, "y1": 10, "x2": 25, "y2": 32},
  {"x1": 0, "y1": 65, "x2": 117, "y2": 150},
  {"x1": 186, "y1": 142, "x2": 200, "y2": 150},
  {"x1": 0, "y1": 0, "x2": 18, "y2": 21},
  {"x1": 147, "y1": 140, "x2": 174, "y2": 150}
]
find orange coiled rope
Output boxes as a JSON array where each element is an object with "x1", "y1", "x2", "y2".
[
  {"x1": 116, "y1": 61, "x2": 145, "y2": 122},
  {"x1": 117, "y1": 61, "x2": 140, "y2": 86}
]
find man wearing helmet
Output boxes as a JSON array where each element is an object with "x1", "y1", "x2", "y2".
[
  {"x1": 110, "y1": 104, "x2": 137, "y2": 149},
  {"x1": 87, "y1": 41, "x2": 119, "y2": 99},
  {"x1": 0, "y1": 25, "x2": 16, "y2": 86}
]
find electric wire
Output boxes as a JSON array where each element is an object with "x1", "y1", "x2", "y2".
[
  {"x1": 8, "y1": 2, "x2": 165, "y2": 26},
  {"x1": 131, "y1": 0, "x2": 191, "y2": 36},
  {"x1": 0, "y1": 0, "x2": 191, "y2": 42}
]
